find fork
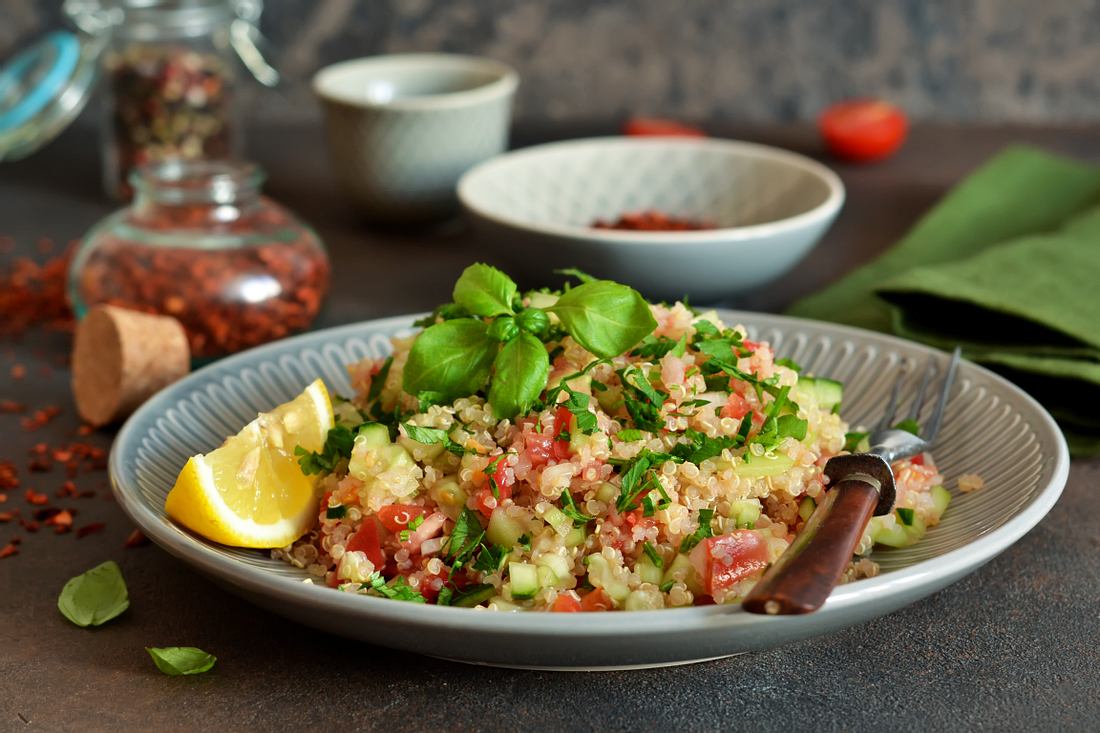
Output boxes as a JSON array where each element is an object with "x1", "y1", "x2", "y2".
[{"x1": 742, "y1": 346, "x2": 962, "y2": 615}]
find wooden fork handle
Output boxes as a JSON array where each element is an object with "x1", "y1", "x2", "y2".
[{"x1": 742, "y1": 478, "x2": 879, "y2": 615}]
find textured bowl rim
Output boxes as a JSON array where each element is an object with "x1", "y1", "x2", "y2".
[
  {"x1": 312, "y1": 53, "x2": 519, "y2": 111},
  {"x1": 457, "y1": 137, "x2": 846, "y2": 244},
  {"x1": 110, "y1": 310, "x2": 1069, "y2": 640}
]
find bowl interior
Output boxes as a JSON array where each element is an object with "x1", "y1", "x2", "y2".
[
  {"x1": 314, "y1": 54, "x2": 514, "y2": 107},
  {"x1": 459, "y1": 139, "x2": 838, "y2": 233}
]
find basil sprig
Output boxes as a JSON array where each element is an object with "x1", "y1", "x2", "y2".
[
  {"x1": 58, "y1": 561, "x2": 130, "y2": 628},
  {"x1": 402, "y1": 264, "x2": 657, "y2": 420}
]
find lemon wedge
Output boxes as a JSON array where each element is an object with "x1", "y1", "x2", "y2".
[{"x1": 165, "y1": 378, "x2": 334, "y2": 548}]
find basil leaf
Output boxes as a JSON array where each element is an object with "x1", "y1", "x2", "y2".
[
  {"x1": 146, "y1": 647, "x2": 217, "y2": 676},
  {"x1": 488, "y1": 331, "x2": 550, "y2": 420},
  {"x1": 57, "y1": 561, "x2": 129, "y2": 628},
  {"x1": 403, "y1": 319, "x2": 497, "y2": 402},
  {"x1": 548, "y1": 280, "x2": 657, "y2": 358},
  {"x1": 452, "y1": 263, "x2": 517, "y2": 317}
]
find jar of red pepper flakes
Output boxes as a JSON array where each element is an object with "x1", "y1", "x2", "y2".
[
  {"x1": 0, "y1": 1, "x2": 277, "y2": 199},
  {"x1": 69, "y1": 159, "x2": 331, "y2": 359}
]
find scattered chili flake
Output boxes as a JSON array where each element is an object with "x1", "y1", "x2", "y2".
[
  {"x1": 0, "y1": 460, "x2": 15, "y2": 489},
  {"x1": 77, "y1": 424, "x2": 95, "y2": 437},
  {"x1": 0, "y1": 543, "x2": 18, "y2": 559},
  {"x1": 0, "y1": 400, "x2": 25, "y2": 414},
  {"x1": 56, "y1": 480, "x2": 78, "y2": 498},
  {"x1": 0, "y1": 493, "x2": 6, "y2": 503},
  {"x1": 24, "y1": 489, "x2": 49, "y2": 506},
  {"x1": 592, "y1": 210, "x2": 716, "y2": 231},
  {"x1": 9, "y1": 364, "x2": 26, "y2": 379},
  {"x1": 20, "y1": 405, "x2": 62, "y2": 431},
  {"x1": 0, "y1": 511, "x2": 16, "y2": 522},
  {"x1": 19, "y1": 519, "x2": 40, "y2": 533},
  {"x1": 76, "y1": 522, "x2": 107, "y2": 539},
  {"x1": 125, "y1": 529, "x2": 150, "y2": 548},
  {"x1": 0, "y1": 242, "x2": 75, "y2": 338},
  {"x1": 44, "y1": 509, "x2": 73, "y2": 530}
]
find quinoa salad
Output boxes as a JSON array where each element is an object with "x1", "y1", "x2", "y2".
[{"x1": 276, "y1": 265, "x2": 953, "y2": 611}]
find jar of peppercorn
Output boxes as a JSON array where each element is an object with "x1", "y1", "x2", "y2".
[
  {"x1": 0, "y1": 0, "x2": 277, "y2": 198},
  {"x1": 69, "y1": 159, "x2": 331, "y2": 359}
]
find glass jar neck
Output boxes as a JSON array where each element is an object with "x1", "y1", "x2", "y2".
[
  {"x1": 66, "y1": 0, "x2": 237, "y2": 39},
  {"x1": 130, "y1": 160, "x2": 264, "y2": 227}
]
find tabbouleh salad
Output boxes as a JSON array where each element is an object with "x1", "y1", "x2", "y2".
[{"x1": 275, "y1": 265, "x2": 951, "y2": 611}]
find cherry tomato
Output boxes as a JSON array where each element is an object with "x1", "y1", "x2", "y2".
[
  {"x1": 376, "y1": 504, "x2": 429, "y2": 533},
  {"x1": 345, "y1": 518, "x2": 386, "y2": 570},
  {"x1": 624, "y1": 117, "x2": 706, "y2": 138},
  {"x1": 819, "y1": 99, "x2": 907, "y2": 162},
  {"x1": 551, "y1": 593, "x2": 583, "y2": 612},
  {"x1": 580, "y1": 588, "x2": 613, "y2": 612},
  {"x1": 689, "y1": 531, "x2": 769, "y2": 598}
]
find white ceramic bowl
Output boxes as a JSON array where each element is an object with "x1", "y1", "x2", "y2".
[
  {"x1": 458, "y1": 137, "x2": 844, "y2": 302},
  {"x1": 313, "y1": 54, "x2": 518, "y2": 220}
]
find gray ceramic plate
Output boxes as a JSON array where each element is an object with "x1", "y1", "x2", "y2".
[{"x1": 110, "y1": 311, "x2": 1069, "y2": 670}]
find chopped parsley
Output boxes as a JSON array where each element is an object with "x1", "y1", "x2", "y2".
[
  {"x1": 445, "y1": 508, "x2": 486, "y2": 568},
  {"x1": 325, "y1": 505, "x2": 347, "y2": 520},
  {"x1": 366, "y1": 356, "x2": 393, "y2": 404},
  {"x1": 679, "y1": 508, "x2": 715, "y2": 553},
  {"x1": 896, "y1": 507, "x2": 915, "y2": 526},
  {"x1": 401, "y1": 422, "x2": 472, "y2": 456},
  {"x1": 659, "y1": 580, "x2": 675, "y2": 593},
  {"x1": 844, "y1": 431, "x2": 868, "y2": 452},
  {"x1": 560, "y1": 489, "x2": 595, "y2": 524},
  {"x1": 472, "y1": 543, "x2": 510, "y2": 573},
  {"x1": 560, "y1": 387, "x2": 599, "y2": 435},
  {"x1": 617, "y1": 428, "x2": 645, "y2": 442},
  {"x1": 363, "y1": 572, "x2": 426, "y2": 603},
  {"x1": 295, "y1": 423, "x2": 360, "y2": 476},
  {"x1": 641, "y1": 541, "x2": 664, "y2": 569},
  {"x1": 893, "y1": 419, "x2": 921, "y2": 437},
  {"x1": 774, "y1": 357, "x2": 802, "y2": 372}
]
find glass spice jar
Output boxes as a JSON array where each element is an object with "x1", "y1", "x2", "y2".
[
  {"x1": 69, "y1": 160, "x2": 330, "y2": 359},
  {"x1": 64, "y1": 0, "x2": 277, "y2": 198}
]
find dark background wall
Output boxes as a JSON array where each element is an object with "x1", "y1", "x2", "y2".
[{"x1": 4, "y1": 0, "x2": 1100, "y2": 125}]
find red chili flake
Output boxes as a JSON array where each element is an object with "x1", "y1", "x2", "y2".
[
  {"x1": 125, "y1": 528, "x2": 150, "y2": 548},
  {"x1": 0, "y1": 543, "x2": 18, "y2": 559},
  {"x1": 0, "y1": 244, "x2": 75, "y2": 338},
  {"x1": 9, "y1": 364, "x2": 26, "y2": 379},
  {"x1": 19, "y1": 405, "x2": 62, "y2": 431},
  {"x1": 77, "y1": 424, "x2": 95, "y2": 437},
  {"x1": 44, "y1": 509, "x2": 73, "y2": 529},
  {"x1": 0, "y1": 400, "x2": 25, "y2": 414},
  {"x1": 0, "y1": 460, "x2": 17, "y2": 489},
  {"x1": 0, "y1": 511, "x2": 16, "y2": 522},
  {"x1": 76, "y1": 522, "x2": 107, "y2": 539},
  {"x1": 0, "y1": 493, "x2": 6, "y2": 503},
  {"x1": 19, "y1": 519, "x2": 40, "y2": 533},
  {"x1": 24, "y1": 489, "x2": 48, "y2": 505},
  {"x1": 56, "y1": 480, "x2": 78, "y2": 498},
  {"x1": 592, "y1": 210, "x2": 716, "y2": 231}
]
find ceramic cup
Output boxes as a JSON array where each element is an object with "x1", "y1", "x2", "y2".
[{"x1": 313, "y1": 53, "x2": 518, "y2": 221}]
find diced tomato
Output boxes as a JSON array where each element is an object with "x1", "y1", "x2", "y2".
[
  {"x1": 742, "y1": 339, "x2": 761, "y2": 353},
  {"x1": 551, "y1": 593, "x2": 583, "y2": 612},
  {"x1": 474, "y1": 458, "x2": 515, "y2": 519},
  {"x1": 819, "y1": 99, "x2": 908, "y2": 162},
  {"x1": 689, "y1": 531, "x2": 769, "y2": 598},
  {"x1": 720, "y1": 393, "x2": 751, "y2": 420},
  {"x1": 525, "y1": 432, "x2": 554, "y2": 466},
  {"x1": 552, "y1": 406, "x2": 573, "y2": 460},
  {"x1": 580, "y1": 588, "x2": 613, "y2": 612},
  {"x1": 377, "y1": 504, "x2": 429, "y2": 533},
  {"x1": 345, "y1": 518, "x2": 386, "y2": 570},
  {"x1": 623, "y1": 117, "x2": 706, "y2": 138},
  {"x1": 910, "y1": 453, "x2": 925, "y2": 466}
]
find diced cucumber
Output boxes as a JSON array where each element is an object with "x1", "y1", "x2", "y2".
[
  {"x1": 487, "y1": 508, "x2": 527, "y2": 547},
  {"x1": 537, "y1": 565, "x2": 557, "y2": 590},
  {"x1": 451, "y1": 584, "x2": 495, "y2": 608},
  {"x1": 729, "y1": 499, "x2": 762, "y2": 529},
  {"x1": 869, "y1": 512, "x2": 928, "y2": 548},
  {"x1": 378, "y1": 443, "x2": 414, "y2": 470},
  {"x1": 508, "y1": 562, "x2": 540, "y2": 600},
  {"x1": 541, "y1": 505, "x2": 573, "y2": 537},
  {"x1": 428, "y1": 478, "x2": 467, "y2": 520},
  {"x1": 733, "y1": 452, "x2": 795, "y2": 479},
  {"x1": 398, "y1": 434, "x2": 444, "y2": 460},
  {"x1": 595, "y1": 383, "x2": 623, "y2": 413},
  {"x1": 357, "y1": 422, "x2": 391, "y2": 450},
  {"x1": 637, "y1": 557, "x2": 663, "y2": 585},
  {"x1": 797, "y1": 376, "x2": 844, "y2": 411},
  {"x1": 536, "y1": 553, "x2": 573, "y2": 584},
  {"x1": 798, "y1": 496, "x2": 816, "y2": 522},
  {"x1": 488, "y1": 597, "x2": 523, "y2": 612},
  {"x1": 585, "y1": 554, "x2": 630, "y2": 603},
  {"x1": 624, "y1": 588, "x2": 664, "y2": 611},
  {"x1": 661, "y1": 553, "x2": 703, "y2": 595},
  {"x1": 595, "y1": 482, "x2": 618, "y2": 504},
  {"x1": 564, "y1": 526, "x2": 587, "y2": 548},
  {"x1": 931, "y1": 484, "x2": 951, "y2": 518}
]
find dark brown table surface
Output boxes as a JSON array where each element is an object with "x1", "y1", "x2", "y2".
[{"x1": 2, "y1": 122, "x2": 1099, "y2": 732}]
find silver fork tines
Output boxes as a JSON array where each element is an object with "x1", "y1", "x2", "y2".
[{"x1": 867, "y1": 346, "x2": 961, "y2": 463}]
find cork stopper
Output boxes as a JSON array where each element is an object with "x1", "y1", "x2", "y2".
[{"x1": 72, "y1": 305, "x2": 191, "y2": 427}]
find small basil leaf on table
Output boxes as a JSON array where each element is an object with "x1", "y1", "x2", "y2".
[
  {"x1": 403, "y1": 319, "x2": 496, "y2": 402},
  {"x1": 548, "y1": 280, "x2": 657, "y2": 358},
  {"x1": 488, "y1": 331, "x2": 550, "y2": 419},
  {"x1": 146, "y1": 646, "x2": 217, "y2": 676},
  {"x1": 452, "y1": 263, "x2": 517, "y2": 317},
  {"x1": 57, "y1": 560, "x2": 130, "y2": 628}
]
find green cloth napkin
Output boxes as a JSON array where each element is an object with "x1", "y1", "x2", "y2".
[{"x1": 788, "y1": 146, "x2": 1100, "y2": 456}]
